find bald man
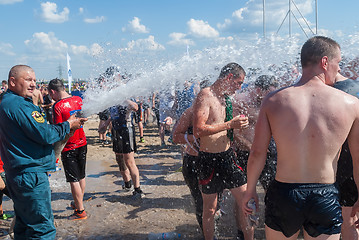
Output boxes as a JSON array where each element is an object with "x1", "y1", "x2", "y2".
[{"x1": 0, "y1": 65, "x2": 86, "y2": 239}]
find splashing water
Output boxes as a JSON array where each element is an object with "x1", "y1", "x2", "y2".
[{"x1": 81, "y1": 34, "x2": 358, "y2": 117}]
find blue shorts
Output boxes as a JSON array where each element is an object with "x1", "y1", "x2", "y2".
[
  {"x1": 6, "y1": 172, "x2": 56, "y2": 240},
  {"x1": 265, "y1": 180, "x2": 342, "y2": 238}
]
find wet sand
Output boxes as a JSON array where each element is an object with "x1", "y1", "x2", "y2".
[{"x1": 0, "y1": 116, "x2": 269, "y2": 240}]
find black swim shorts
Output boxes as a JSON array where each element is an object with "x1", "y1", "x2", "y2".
[
  {"x1": 338, "y1": 176, "x2": 358, "y2": 207},
  {"x1": 111, "y1": 125, "x2": 136, "y2": 154},
  {"x1": 265, "y1": 180, "x2": 342, "y2": 238},
  {"x1": 61, "y1": 145, "x2": 87, "y2": 182},
  {"x1": 198, "y1": 148, "x2": 246, "y2": 194},
  {"x1": 336, "y1": 140, "x2": 358, "y2": 206},
  {"x1": 236, "y1": 149, "x2": 276, "y2": 191}
]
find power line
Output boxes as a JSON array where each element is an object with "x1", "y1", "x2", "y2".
[
  {"x1": 274, "y1": 0, "x2": 317, "y2": 38},
  {"x1": 57, "y1": 64, "x2": 63, "y2": 79}
]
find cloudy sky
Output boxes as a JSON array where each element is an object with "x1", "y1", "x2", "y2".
[{"x1": 0, "y1": 0, "x2": 358, "y2": 80}]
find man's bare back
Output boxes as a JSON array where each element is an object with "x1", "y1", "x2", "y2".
[
  {"x1": 264, "y1": 80, "x2": 359, "y2": 183},
  {"x1": 242, "y1": 35, "x2": 359, "y2": 240}
]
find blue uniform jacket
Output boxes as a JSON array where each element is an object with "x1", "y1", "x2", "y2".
[{"x1": 0, "y1": 90, "x2": 70, "y2": 175}]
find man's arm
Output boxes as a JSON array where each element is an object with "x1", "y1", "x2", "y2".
[
  {"x1": 125, "y1": 99, "x2": 138, "y2": 112},
  {"x1": 38, "y1": 92, "x2": 44, "y2": 105},
  {"x1": 52, "y1": 104, "x2": 63, "y2": 124},
  {"x1": 152, "y1": 92, "x2": 156, "y2": 108},
  {"x1": 348, "y1": 107, "x2": 359, "y2": 221},
  {"x1": 173, "y1": 107, "x2": 193, "y2": 144},
  {"x1": 242, "y1": 103, "x2": 272, "y2": 214},
  {"x1": 193, "y1": 90, "x2": 248, "y2": 138},
  {"x1": 42, "y1": 100, "x2": 54, "y2": 109}
]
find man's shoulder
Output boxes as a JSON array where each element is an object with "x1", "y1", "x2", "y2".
[
  {"x1": 196, "y1": 87, "x2": 214, "y2": 99},
  {"x1": 1, "y1": 92, "x2": 30, "y2": 109},
  {"x1": 261, "y1": 85, "x2": 289, "y2": 102},
  {"x1": 333, "y1": 79, "x2": 359, "y2": 98},
  {"x1": 56, "y1": 96, "x2": 81, "y2": 105}
]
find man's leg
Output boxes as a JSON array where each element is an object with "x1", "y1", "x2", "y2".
[
  {"x1": 79, "y1": 178, "x2": 86, "y2": 195},
  {"x1": 182, "y1": 156, "x2": 203, "y2": 229},
  {"x1": 202, "y1": 192, "x2": 218, "y2": 240},
  {"x1": 123, "y1": 152, "x2": 140, "y2": 188},
  {"x1": 0, "y1": 192, "x2": 3, "y2": 216},
  {"x1": 70, "y1": 181, "x2": 84, "y2": 211},
  {"x1": 302, "y1": 230, "x2": 340, "y2": 240},
  {"x1": 341, "y1": 206, "x2": 359, "y2": 240},
  {"x1": 116, "y1": 154, "x2": 131, "y2": 182},
  {"x1": 7, "y1": 172, "x2": 56, "y2": 239},
  {"x1": 265, "y1": 225, "x2": 299, "y2": 240},
  {"x1": 159, "y1": 122, "x2": 165, "y2": 145},
  {"x1": 138, "y1": 121, "x2": 144, "y2": 141},
  {"x1": 230, "y1": 184, "x2": 254, "y2": 240}
]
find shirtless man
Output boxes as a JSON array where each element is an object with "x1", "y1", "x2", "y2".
[
  {"x1": 193, "y1": 62, "x2": 250, "y2": 240},
  {"x1": 333, "y1": 72, "x2": 359, "y2": 239},
  {"x1": 32, "y1": 86, "x2": 43, "y2": 106},
  {"x1": 233, "y1": 75, "x2": 278, "y2": 191},
  {"x1": 243, "y1": 36, "x2": 359, "y2": 240},
  {"x1": 0, "y1": 80, "x2": 7, "y2": 93}
]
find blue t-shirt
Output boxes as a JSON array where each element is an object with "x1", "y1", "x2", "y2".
[{"x1": 0, "y1": 90, "x2": 70, "y2": 175}]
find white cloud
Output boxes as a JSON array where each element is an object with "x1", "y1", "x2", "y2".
[
  {"x1": 90, "y1": 43, "x2": 104, "y2": 56},
  {"x1": 24, "y1": 32, "x2": 68, "y2": 60},
  {"x1": 71, "y1": 45, "x2": 89, "y2": 55},
  {"x1": 79, "y1": 7, "x2": 84, "y2": 14},
  {"x1": 70, "y1": 43, "x2": 106, "y2": 56},
  {"x1": 40, "y1": 2, "x2": 69, "y2": 23},
  {"x1": 187, "y1": 19, "x2": 219, "y2": 38},
  {"x1": 0, "y1": 42, "x2": 15, "y2": 56},
  {"x1": 0, "y1": 0, "x2": 22, "y2": 4},
  {"x1": 125, "y1": 36, "x2": 165, "y2": 51},
  {"x1": 217, "y1": 0, "x2": 314, "y2": 34},
  {"x1": 84, "y1": 16, "x2": 106, "y2": 23},
  {"x1": 24, "y1": 31, "x2": 104, "y2": 60},
  {"x1": 168, "y1": 32, "x2": 195, "y2": 46},
  {"x1": 122, "y1": 17, "x2": 149, "y2": 34}
]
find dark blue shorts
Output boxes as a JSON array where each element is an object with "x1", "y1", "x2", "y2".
[
  {"x1": 198, "y1": 148, "x2": 246, "y2": 194},
  {"x1": 265, "y1": 180, "x2": 342, "y2": 238}
]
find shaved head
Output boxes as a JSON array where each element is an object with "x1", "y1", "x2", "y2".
[
  {"x1": 8, "y1": 65, "x2": 34, "y2": 81},
  {"x1": 7, "y1": 65, "x2": 36, "y2": 98}
]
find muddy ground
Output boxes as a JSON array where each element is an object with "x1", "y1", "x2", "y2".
[{"x1": 0, "y1": 116, "x2": 269, "y2": 240}]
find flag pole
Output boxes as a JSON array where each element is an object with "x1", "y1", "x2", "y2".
[{"x1": 66, "y1": 53, "x2": 73, "y2": 94}]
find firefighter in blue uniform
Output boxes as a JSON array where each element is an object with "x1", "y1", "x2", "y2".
[{"x1": 0, "y1": 65, "x2": 86, "y2": 239}]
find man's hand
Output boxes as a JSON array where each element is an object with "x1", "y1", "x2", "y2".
[
  {"x1": 67, "y1": 114, "x2": 88, "y2": 131},
  {"x1": 230, "y1": 114, "x2": 249, "y2": 130},
  {"x1": 351, "y1": 200, "x2": 359, "y2": 228},
  {"x1": 164, "y1": 116, "x2": 173, "y2": 125},
  {"x1": 242, "y1": 189, "x2": 259, "y2": 217}
]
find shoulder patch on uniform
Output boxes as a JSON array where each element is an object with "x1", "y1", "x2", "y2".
[{"x1": 31, "y1": 111, "x2": 45, "y2": 123}]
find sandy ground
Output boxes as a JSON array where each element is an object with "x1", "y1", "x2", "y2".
[{"x1": 0, "y1": 116, "x2": 269, "y2": 240}]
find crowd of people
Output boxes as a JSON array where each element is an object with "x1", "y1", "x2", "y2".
[{"x1": 0, "y1": 36, "x2": 359, "y2": 240}]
